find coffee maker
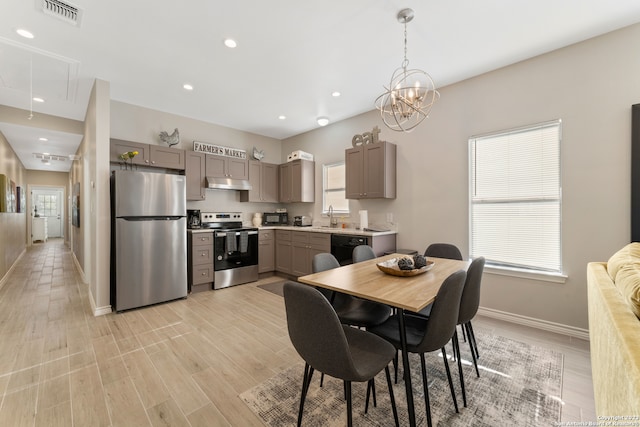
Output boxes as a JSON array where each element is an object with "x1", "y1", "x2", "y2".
[{"x1": 187, "y1": 209, "x2": 201, "y2": 229}]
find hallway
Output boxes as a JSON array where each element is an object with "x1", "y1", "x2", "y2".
[{"x1": 0, "y1": 239, "x2": 287, "y2": 426}]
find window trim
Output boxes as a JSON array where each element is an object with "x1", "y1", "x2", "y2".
[{"x1": 468, "y1": 119, "x2": 564, "y2": 279}]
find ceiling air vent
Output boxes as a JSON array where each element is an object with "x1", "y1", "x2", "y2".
[{"x1": 40, "y1": 0, "x2": 83, "y2": 26}]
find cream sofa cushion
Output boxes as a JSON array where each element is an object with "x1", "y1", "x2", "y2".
[
  {"x1": 613, "y1": 264, "x2": 640, "y2": 318},
  {"x1": 607, "y1": 242, "x2": 640, "y2": 281},
  {"x1": 607, "y1": 242, "x2": 640, "y2": 318}
]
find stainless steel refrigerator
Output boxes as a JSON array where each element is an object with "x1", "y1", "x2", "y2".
[{"x1": 110, "y1": 170, "x2": 187, "y2": 311}]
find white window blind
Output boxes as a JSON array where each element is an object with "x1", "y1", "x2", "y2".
[
  {"x1": 469, "y1": 120, "x2": 562, "y2": 273},
  {"x1": 323, "y1": 162, "x2": 349, "y2": 213}
]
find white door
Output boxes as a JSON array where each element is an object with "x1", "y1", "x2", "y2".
[{"x1": 32, "y1": 188, "x2": 64, "y2": 238}]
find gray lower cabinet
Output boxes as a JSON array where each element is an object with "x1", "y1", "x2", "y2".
[
  {"x1": 258, "y1": 229, "x2": 275, "y2": 273},
  {"x1": 291, "y1": 231, "x2": 330, "y2": 276},
  {"x1": 275, "y1": 230, "x2": 292, "y2": 274},
  {"x1": 188, "y1": 232, "x2": 213, "y2": 292},
  {"x1": 273, "y1": 229, "x2": 395, "y2": 276}
]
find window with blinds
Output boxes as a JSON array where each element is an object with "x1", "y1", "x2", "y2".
[
  {"x1": 323, "y1": 162, "x2": 349, "y2": 214},
  {"x1": 469, "y1": 120, "x2": 562, "y2": 273}
]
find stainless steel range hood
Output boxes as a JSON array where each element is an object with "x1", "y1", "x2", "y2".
[{"x1": 206, "y1": 176, "x2": 253, "y2": 191}]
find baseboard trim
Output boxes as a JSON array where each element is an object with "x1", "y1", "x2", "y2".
[
  {"x1": 71, "y1": 251, "x2": 112, "y2": 316},
  {"x1": 71, "y1": 252, "x2": 87, "y2": 284},
  {"x1": 0, "y1": 248, "x2": 27, "y2": 292},
  {"x1": 94, "y1": 305, "x2": 113, "y2": 316},
  {"x1": 477, "y1": 306, "x2": 590, "y2": 341}
]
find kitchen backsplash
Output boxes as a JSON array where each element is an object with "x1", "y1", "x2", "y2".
[{"x1": 187, "y1": 186, "x2": 397, "y2": 230}]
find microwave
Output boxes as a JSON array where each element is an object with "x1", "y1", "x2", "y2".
[{"x1": 263, "y1": 212, "x2": 288, "y2": 225}]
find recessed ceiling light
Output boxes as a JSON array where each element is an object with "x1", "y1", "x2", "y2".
[
  {"x1": 332, "y1": 91, "x2": 341, "y2": 97},
  {"x1": 39, "y1": 137, "x2": 48, "y2": 141},
  {"x1": 183, "y1": 83, "x2": 193, "y2": 91},
  {"x1": 33, "y1": 97, "x2": 44, "y2": 103},
  {"x1": 278, "y1": 115, "x2": 286, "y2": 120},
  {"x1": 317, "y1": 117, "x2": 329, "y2": 126},
  {"x1": 224, "y1": 38, "x2": 237, "y2": 48},
  {"x1": 16, "y1": 29, "x2": 34, "y2": 39}
]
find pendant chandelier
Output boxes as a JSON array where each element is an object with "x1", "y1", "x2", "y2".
[{"x1": 375, "y1": 8, "x2": 439, "y2": 132}]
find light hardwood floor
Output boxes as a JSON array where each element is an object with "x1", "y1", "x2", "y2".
[{"x1": 0, "y1": 240, "x2": 596, "y2": 426}]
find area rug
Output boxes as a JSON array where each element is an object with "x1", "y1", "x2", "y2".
[
  {"x1": 240, "y1": 333, "x2": 563, "y2": 426},
  {"x1": 257, "y1": 280, "x2": 287, "y2": 297}
]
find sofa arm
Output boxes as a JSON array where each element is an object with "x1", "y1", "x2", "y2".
[{"x1": 587, "y1": 262, "x2": 640, "y2": 417}]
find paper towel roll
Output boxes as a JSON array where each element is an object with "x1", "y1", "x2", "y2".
[{"x1": 359, "y1": 210, "x2": 368, "y2": 229}]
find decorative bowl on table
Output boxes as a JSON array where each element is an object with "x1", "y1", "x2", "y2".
[{"x1": 376, "y1": 257, "x2": 435, "y2": 277}]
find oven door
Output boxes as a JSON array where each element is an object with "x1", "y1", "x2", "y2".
[{"x1": 214, "y1": 229, "x2": 259, "y2": 271}]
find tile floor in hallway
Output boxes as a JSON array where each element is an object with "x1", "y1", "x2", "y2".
[{"x1": 0, "y1": 239, "x2": 596, "y2": 426}]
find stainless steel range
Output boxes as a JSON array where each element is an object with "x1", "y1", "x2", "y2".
[{"x1": 200, "y1": 212, "x2": 259, "y2": 289}]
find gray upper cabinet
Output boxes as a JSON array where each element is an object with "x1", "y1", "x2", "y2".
[
  {"x1": 279, "y1": 159, "x2": 314, "y2": 203},
  {"x1": 111, "y1": 139, "x2": 185, "y2": 170},
  {"x1": 150, "y1": 145, "x2": 185, "y2": 169},
  {"x1": 111, "y1": 139, "x2": 150, "y2": 166},
  {"x1": 345, "y1": 141, "x2": 396, "y2": 199},
  {"x1": 205, "y1": 154, "x2": 249, "y2": 180},
  {"x1": 240, "y1": 160, "x2": 278, "y2": 203},
  {"x1": 185, "y1": 151, "x2": 206, "y2": 201}
]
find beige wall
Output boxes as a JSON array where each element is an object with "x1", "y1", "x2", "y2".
[
  {"x1": 70, "y1": 138, "x2": 85, "y2": 275},
  {"x1": 85, "y1": 79, "x2": 112, "y2": 314},
  {"x1": 0, "y1": 131, "x2": 27, "y2": 284},
  {"x1": 282, "y1": 23, "x2": 640, "y2": 331}
]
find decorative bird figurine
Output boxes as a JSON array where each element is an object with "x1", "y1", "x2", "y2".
[
  {"x1": 159, "y1": 128, "x2": 180, "y2": 147},
  {"x1": 252, "y1": 147, "x2": 265, "y2": 161}
]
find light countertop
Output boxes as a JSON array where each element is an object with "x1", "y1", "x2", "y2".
[
  {"x1": 188, "y1": 225, "x2": 397, "y2": 237},
  {"x1": 257, "y1": 225, "x2": 397, "y2": 237}
]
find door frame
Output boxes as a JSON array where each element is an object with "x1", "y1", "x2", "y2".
[{"x1": 28, "y1": 184, "x2": 67, "y2": 245}]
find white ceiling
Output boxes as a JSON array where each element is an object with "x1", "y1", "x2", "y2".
[{"x1": 2, "y1": 0, "x2": 640, "y2": 172}]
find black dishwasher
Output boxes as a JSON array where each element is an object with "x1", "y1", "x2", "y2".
[{"x1": 331, "y1": 234, "x2": 370, "y2": 265}]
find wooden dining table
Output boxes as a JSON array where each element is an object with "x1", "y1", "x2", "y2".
[{"x1": 298, "y1": 253, "x2": 470, "y2": 427}]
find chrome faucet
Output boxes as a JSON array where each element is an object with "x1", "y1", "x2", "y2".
[{"x1": 328, "y1": 205, "x2": 337, "y2": 228}]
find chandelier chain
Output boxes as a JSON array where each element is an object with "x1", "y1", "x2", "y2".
[{"x1": 403, "y1": 21, "x2": 409, "y2": 70}]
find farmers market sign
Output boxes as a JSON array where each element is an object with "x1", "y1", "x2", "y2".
[{"x1": 193, "y1": 141, "x2": 247, "y2": 159}]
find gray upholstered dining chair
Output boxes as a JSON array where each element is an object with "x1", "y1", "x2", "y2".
[
  {"x1": 424, "y1": 243, "x2": 463, "y2": 260},
  {"x1": 312, "y1": 253, "x2": 391, "y2": 328},
  {"x1": 352, "y1": 245, "x2": 376, "y2": 263},
  {"x1": 450, "y1": 256, "x2": 485, "y2": 407},
  {"x1": 283, "y1": 281, "x2": 399, "y2": 427},
  {"x1": 369, "y1": 270, "x2": 467, "y2": 427},
  {"x1": 414, "y1": 243, "x2": 464, "y2": 318},
  {"x1": 312, "y1": 252, "x2": 393, "y2": 401}
]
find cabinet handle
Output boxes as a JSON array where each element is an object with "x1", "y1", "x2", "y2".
[
  {"x1": 201, "y1": 253, "x2": 206, "y2": 256},
  {"x1": 145, "y1": 160, "x2": 149, "y2": 163},
  {"x1": 201, "y1": 272, "x2": 207, "y2": 276}
]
